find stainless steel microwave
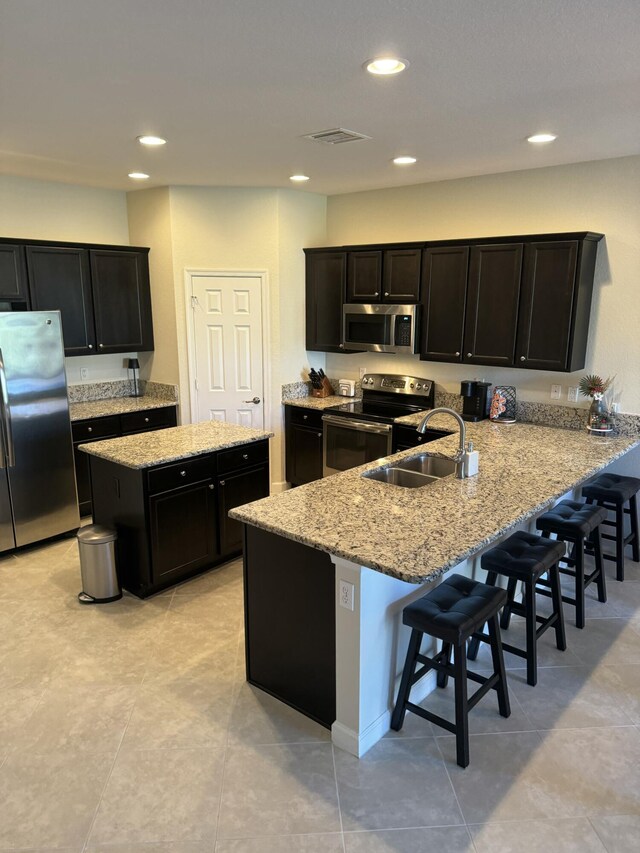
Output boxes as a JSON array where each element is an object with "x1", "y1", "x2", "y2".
[{"x1": 342, "y1": 304, "x2": 419, "y2": 354}]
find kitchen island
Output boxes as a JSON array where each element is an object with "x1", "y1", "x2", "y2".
[
  {"x1": 81, "y1": 421, "x2": 273, "y2": 596},
  {"x1": 230, "y1": 417, "x2": 640, "y2": 756}
]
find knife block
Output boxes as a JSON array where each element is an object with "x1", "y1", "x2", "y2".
[{"x1": 311, "y1": 377, "x2": 334, "y2": 398}]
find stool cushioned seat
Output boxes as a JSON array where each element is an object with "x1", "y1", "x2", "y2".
[
  {"x1": 582, "y1": 473, "x2": 640, "y2": 504},
  {"x1": 536, "y1": 500, "x2": 607, "y2": 538},
  {"x1": 403, "y1": 574, "x2": 507, "y2": 644},
  {"x1": 482, "y1": 530, "x2": 565, "y2": 580}
]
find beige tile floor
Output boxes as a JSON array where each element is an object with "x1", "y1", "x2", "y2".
[{"x1": 0, "y1": 535, "x2": 639, "y2": 852}]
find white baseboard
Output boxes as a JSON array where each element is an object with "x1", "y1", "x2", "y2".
[{"x1": 332, "y1": 670, "x2": 438, "y2": 758}]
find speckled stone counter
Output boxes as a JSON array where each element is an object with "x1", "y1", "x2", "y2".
[
  {"x1": 282, "y1": 395, "x2": 360, "y2": 411},
  {"x1": 80, "y1": 421, "x2": 273, "y2": 469},
  {"x1": 70, "y1": 396, "x2": 177, "y2": 422},
  {"x1": 230, "y1": 418, "x2": 639, "y2": 584}
]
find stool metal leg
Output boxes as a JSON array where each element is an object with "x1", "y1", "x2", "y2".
[
  {"x1": 500, "y1": 577, "x2": 518, "y2": 630},
  {"x1": 391, "y1": 628, "x2": 421, "y2": 731},
  {"x1": 630, "y1": 494, "x2": 639, "y2": 563},
  {"x1": 487, "y1": 614, "x2": 510, "y2": 718},
  {"x1": 437, "y1": 642, "x2": 452, "y2": 688},
  {"x1": 592, "y1": 525, "x2": 607, "y2": 603},
  {"x1": 574, "y1": 538, "x2": 586, "y2": 629},
  {"x1": 550, "y1": 564, "x2": 567, "y2": 651},
  {"x1": 615, "y1": 502, "x2": 625, "y2": 581},
  {"x1": 524, "y1": 580, "x2": 537, "y2": 687},
  {"x1": 453, "y1": 643, "x2": 469, "y2": 768}
]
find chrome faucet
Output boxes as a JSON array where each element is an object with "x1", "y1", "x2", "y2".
[{"x1": 417, "y1": 407, "x2": 475, "y2": 479}]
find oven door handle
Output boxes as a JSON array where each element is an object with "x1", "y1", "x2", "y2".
[{"x1": 321, "y1": 415, "x2": 392, "y2": 435}]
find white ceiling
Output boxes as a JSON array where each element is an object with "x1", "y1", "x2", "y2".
[{"x1": 1, "y1": 0, "x2": 639, "y2": 195}]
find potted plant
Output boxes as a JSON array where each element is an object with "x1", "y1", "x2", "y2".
[{"x1": 578, "y1": 374, "x2": 615, "y2": 433}]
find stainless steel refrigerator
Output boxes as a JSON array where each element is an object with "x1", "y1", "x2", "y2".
[{"x1": 0, "y1": 311, "x2": 79, "y2": 552}]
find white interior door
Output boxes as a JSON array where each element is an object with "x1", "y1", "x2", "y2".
[{"x1": 189, "y1": 273, "x2": 264, "y2": 427}]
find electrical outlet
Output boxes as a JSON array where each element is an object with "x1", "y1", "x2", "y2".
[
  {"x1": 611, "y1": 401, "x2": 620, "y2": 414},
  {"x1": 567, "y1": 386, "x2": 579, "y2": 403},
  {"x1": 359, "y1": 367, "x2": 367, "y2": 379},
  {"x1": 339, "y1": 579, "x2": 354, "y2": 611},
  {"x1": 80, "y1": 367, "x2": 89, "y2": 381},
  {"x1": 550, "y1": 384, "x2": 562, "y2": 400}
]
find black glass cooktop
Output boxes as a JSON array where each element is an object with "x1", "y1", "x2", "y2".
[{"x1": 325, "y1": 399, "x2": 430, "y2": 424}]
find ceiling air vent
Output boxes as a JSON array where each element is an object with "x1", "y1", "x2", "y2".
[{"x1": 304, "y1": 127, "x2": 371, "y2": 145}]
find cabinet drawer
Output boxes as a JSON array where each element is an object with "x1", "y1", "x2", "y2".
[
  {"x1": 72, "y1": 416, "x2": 120, "y2": 443},
  {"x1": 121, "y1": 406, "x2": 176, "y2": 434},
  {"x1": 217, "y1": 440, "x2": 269, "y2": 475},
  {"x1": 147, "y1": 454, "x2": 215, "y2": 495},
  {"x1": 288, "y1": 406, "x2": 324, "y2": 429}
]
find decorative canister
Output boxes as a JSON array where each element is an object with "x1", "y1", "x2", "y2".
[{"x1": 490, "y1": 385, "x2": 517, "y2": 424}]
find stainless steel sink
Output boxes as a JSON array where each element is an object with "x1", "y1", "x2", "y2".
[
  {"x1": 363, "y1": 453, "x2": 457, "y2": 488},
  {"x1": 394, "y1": 454, "x2": 457, "y2": 479}
]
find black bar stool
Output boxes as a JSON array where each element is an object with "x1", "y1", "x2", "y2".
[
  {"x1": 467, "y1": 531, "x2": 566, "y2": 686},
  {"x1": 391, "y1": 573, "x2": 510, "y2": 769},
  {"x1": 582, "y1": 473, "x2": 640, "y2": 582},
  {"x1": 535, "y1": 500, "x2": 607, "y2": 628}
]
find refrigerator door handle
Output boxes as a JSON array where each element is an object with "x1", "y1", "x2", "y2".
[{"x1": 0, "y1": 349, "x2": 16, "y2": 468}]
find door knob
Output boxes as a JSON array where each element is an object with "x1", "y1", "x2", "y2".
[{"x1": 243, "y1": 397, "x2": 261, "y2": 404}]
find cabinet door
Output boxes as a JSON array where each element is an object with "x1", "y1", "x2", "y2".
[
  {"x1": 217, "y1": 463, "x2": 270, "y2": 557},
  {"x1": 0, "y1": 244, "x2": 29, "y2": 303},
  {"x1": 463, "y1": 243, "x2": 523, "y2": 366},
  {"x1": 26, "y1": 246, "x2": 96, "y2": 355},
  {"x1": 515, "y1": 241, "x2": 579, "y2": 371},
  {"x1": 89, "y1": 249, "x2": 154, "y2": 353},
  {"x1": 149, "y1": 479, "x2": 218, "y2": 584},
  {"x1": 420, "y1": 246, "x2": 469, "y2": 362},
  {"x1": 346, "y1": 251, "x2": 382, "y2": 302},
  {"x1": 382, "y1": 248, "x2": 421, "y2": 302},
  {"x1": 305, "y1": 251, "x2": 347, "y2": 352},
  {"x1": 287, "y1": 423, "x2": 324, "y2": 485}
]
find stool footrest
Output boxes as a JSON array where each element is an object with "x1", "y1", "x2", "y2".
[{"x1": 406, "y1": 702, "x2": 456, "y2": 734}]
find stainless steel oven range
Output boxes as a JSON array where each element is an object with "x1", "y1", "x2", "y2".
[{"x1": 322, "y1": 373, "x2": 435, "y2": 477}]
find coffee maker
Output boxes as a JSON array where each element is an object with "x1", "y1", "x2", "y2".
[{"x1": 460, "y1": 380, "x2": 492, "y2": 422}]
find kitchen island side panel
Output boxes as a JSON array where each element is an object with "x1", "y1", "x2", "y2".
[{"x1": 243, "y1": 525, "x2": 336, "y2": 728}]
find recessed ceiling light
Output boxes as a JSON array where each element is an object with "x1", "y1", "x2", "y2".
[
  {"x1": 137, "y1": 135, "x2": 167, "y2": 146},
  {"x1": 527, "y1": 133, "x2": 557, "y2": 144},
  {"x1": 365, "y1": 57, "x2": 408, "y2": 76},
  {"x1": 393, "y1": 156, "x2": 417, "y2": 165},
  {"x1": 128, "y1": 172, "x2": 150, "y2": 180},
  {"x1": 289, "y1": 174, "x2": 310, "y2": 182}
]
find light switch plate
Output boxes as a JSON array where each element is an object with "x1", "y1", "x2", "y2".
[
  {"x1": 550, "y1": 384, "x2": 562, "y2": 400},
  {"x1": 567, "y1": 386, "x2": 579, "y2": 403}
]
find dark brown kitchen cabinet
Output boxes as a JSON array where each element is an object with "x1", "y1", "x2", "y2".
[
  {"x1": 285, "y1": 406, "x2": 324, "y2": 486},
  {"x1": 421, "y1": 246, "x2": 469, "y2": 362},
  {"x1": 217, "y1": 463, "x2": 270, "y2": 556},
  {"x1": 305, "y1": 251, "x2": 347, "y2": 352},
  {"x1": 0, "y1": 244, "x2": 29, "y2": 305},
  {"x1": 382, "y1": 248, "x2": 421, "y2": 302},
  {"x1": 463, "y1": 243, "x2": 523, "y2": 367},
  {"x1": 392, "y1": 424, "x2": 452, "y2": 452},
  {"x1": 515, "y1": 240, "x2": 586, "y2": 371},
  {"x1": 26, "y1": 246, "x2": 96, "y2": 355},
  {"x1": 90, "y1": 249, "x2": 154, "y2": 353},
  {"x1": 89, "y1": 438, "x2": 270, "y2": 597},
  {"x1": 346, "y1": 251, "x2": 382, "y2": 301}
]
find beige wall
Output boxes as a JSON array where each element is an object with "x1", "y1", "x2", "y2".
[
  {"x1": 0, "y1": 175, "x2": 136, "y2": 382},
  {"x1": 326, "y1": 155, "x2": 640, "y2": 413}
]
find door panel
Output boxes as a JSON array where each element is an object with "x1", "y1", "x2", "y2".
[
  {"x1": 90, "y1": 250, "x2": 153, "y2": 353},
  {"x1": 382, "y1": 248, "x2": 421, "y2": 302},
  {"x1": 217, "y1": 464, "x2": 270, "y2": 556},
  {"x1": 305, "y1": 252, "x2": 347, "y2": 352},
  {"x1": 190, "y1": 274, "x2": 264, "y2": 428},
  {"x1": 347, "y1": 251, "x2": 382, "y2": 302},
  {"x1": 0, "y1": 244, "x2": 29, "y2": 303},
  {"x1": 421, "y1": 246, "x2": 469, "y2": 362}
]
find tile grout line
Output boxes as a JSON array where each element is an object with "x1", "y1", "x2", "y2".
[
  {"x1": 330, "y1": 743, "x2": 347, "y2": 853},
  {"x1": 432, "y1": 735, "x2": 469, "y2": 829},
  {"x1": 587, "y1": 817, "x2": 614, "y2": 853}
]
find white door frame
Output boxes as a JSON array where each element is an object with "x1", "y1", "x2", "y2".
[{"x1": 183, "y1": 268, "x2": 272, "y2": 433}]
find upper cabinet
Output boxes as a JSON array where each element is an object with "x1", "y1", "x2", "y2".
[
  {"x1": 305, "y1": 250, "x2": 346, "y2": 353},
  {"x1": 1, "y1": 238, "x2": 154, "y2": 357},
  {"x1": 421, "y1": 245, "x2": 469, "y2": 362},
  {"x1": 346, "y1": 251, "x2": 382, "y2": 302},
  {"x1": 382, "y1": 248, "x2": 421, "y2": 302}
]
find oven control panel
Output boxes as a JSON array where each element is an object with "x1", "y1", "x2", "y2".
[{"x1": 362, "y1": 373, "x2": 434, "y2": 397}]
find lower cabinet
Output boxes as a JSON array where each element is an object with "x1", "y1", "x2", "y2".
[
  {"x1": 285, "y1": 406, "x2": 324, "y2": 486},
  {"x1": 89, "y1": 439, "x2": 270, "y2": 596},
  {"x1": 72, "y1": 406, "x2": 178, "y2": 516}
]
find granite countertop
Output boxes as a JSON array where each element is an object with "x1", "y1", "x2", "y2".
[
  {"x1": 230, "y1": 416, "x2": 639, "y2": 585},
  {"x1": 79, "y1": 421, "x2": 273, "y2": 469},
  {"x1": 70, "y1": 396, "x2": 177, "y2": 422},
  {"x1": 283, "y1": 395, "x2": 361, "y2": 411}
]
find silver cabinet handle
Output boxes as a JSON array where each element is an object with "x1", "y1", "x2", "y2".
[
  {"x1": 243, "y1": 396, "x2": 261, "y2": 404},
  {"x1": 144, "y1": 417, "x2": 149, "y2": 423},
  {"x1": 373, "y1": 292, "x2": 379, "y2": 297},
  {"x1": 208, "y1": 484, "x2": 214, "y2": 490},
  {"x1": 220, "y1": 480, "x2": 225, "y2": 486},
  {"x1": 317, "y1": 432, "x2": 322, "y2": 437},
  {"x1": 455, "y1": 351, "x2": 460, "y2": 357},
  {"x1": 87, "y1": 427, "x2": 93, "y2": 433},
  {"x1": 467, "y1": 353, "x2": 472, "y2": 358},
  {"x1": 520, "y1": 356, "x2": 526, "y2": 362},
  {"x1": 180, "y1": 470, "x2": 187, "y2": 477},
  {"x1": 99, "y1": 344, "x2": 104, "y2": 349},
  {"x1": 88, "y1": 344, "x2": 93, "y2": 349},
  {"x1": 384, "y1": 291, "x2": 389, "y2": 296},
  {"x1": 242, "y1": 453, "x2": 249, "y2": 460},
  {"x1": 303, "y1": 414, "x2": 308, "y2": 420},
  {"x1": 339, "y1": 343, "x2": 345, "y2": 349}
]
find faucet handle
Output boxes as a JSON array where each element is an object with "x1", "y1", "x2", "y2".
[{"x1": 466, "y1": 440, "x2": 474, "y2": 452}]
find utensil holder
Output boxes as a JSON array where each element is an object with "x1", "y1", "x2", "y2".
[{"x1": 311, "y1": 377, "x2": 334, "y2": 398}]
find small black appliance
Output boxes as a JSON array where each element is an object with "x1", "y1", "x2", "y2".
[{"x1": 460, "y1": 380, "x2": 491, "y2": 422}]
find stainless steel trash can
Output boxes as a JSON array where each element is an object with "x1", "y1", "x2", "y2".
[{"x1": 77, "y1": 525, "x2": 121, "y2": 604}]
